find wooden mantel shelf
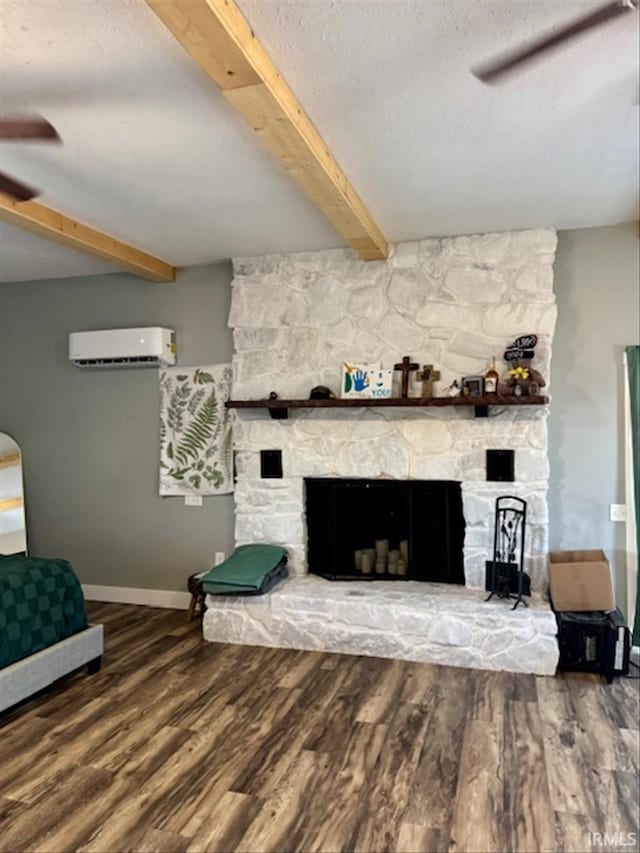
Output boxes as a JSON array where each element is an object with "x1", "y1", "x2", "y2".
[{"x1": 226, "y1": 395, "x2": 549, "y2": 419}]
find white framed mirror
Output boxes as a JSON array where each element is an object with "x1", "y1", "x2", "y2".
[{"x1": 0, "y1": 433, "x2": 27, "y2": 555}]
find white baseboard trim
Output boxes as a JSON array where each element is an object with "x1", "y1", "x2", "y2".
[{"x1": 82, "y1": 584, "x2": 191, "y2": 610}]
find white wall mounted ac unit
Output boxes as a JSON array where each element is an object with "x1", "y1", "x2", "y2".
[{"x1": 69, "y1": 328, "x2": 176, "y2": 368}]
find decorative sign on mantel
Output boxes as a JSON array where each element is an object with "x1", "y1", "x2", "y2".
[
  {"x1": 501, "y1": 334, "x2": 546, "y2": 396},
  {"x1": 341, "y1": 363, "x2": 393, "y2": 399},
  {"x1": 503, "y1": 334, "x2": 538, "y2": 362}
]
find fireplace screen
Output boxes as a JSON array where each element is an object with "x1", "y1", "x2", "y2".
[{"x1": 305, "y1": 478, "x2": 465, "y2": 583}]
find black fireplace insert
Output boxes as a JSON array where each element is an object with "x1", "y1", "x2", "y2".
[{"x1": 305, "y1": 478, "x2": 465, "y2": 583}]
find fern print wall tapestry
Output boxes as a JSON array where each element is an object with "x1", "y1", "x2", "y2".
[{"x1": 159, "y1": 364, "x2": 233, "y2": 495}]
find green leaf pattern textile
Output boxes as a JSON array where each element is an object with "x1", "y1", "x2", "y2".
[{"x1": 159, "y1": 363, "x2": 233, "y2": 495}]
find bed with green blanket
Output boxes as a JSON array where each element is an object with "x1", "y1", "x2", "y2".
[{"x1": 0, "y1": 555, "x2": 103, "y2": 712}]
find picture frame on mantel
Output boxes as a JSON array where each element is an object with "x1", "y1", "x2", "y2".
[{"x1": 461, "y1": 375, "x2": 485, "y2": 397}]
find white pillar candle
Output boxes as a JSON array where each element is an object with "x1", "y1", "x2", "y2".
[
  {"x1": 375, "y1": 539, "x2": 389, "y2": 560},
  {"x1": 360, "y1": 552, "x2": 373, "y2": 574}
]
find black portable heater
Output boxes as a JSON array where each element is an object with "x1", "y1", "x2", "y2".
[{"x1": 556, "y1": 608, "x2": 631, "y2": 683}]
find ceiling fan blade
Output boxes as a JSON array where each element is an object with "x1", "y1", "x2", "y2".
[
  {"x1": 0, "y1": 117, "x2": 60, "y2": 141},
  {"x1": 0, "y1": 171, "x2": 39, "y2": 201},
  {"x1": 474, "y1": 0, "x2": 639, "y2": 83}
]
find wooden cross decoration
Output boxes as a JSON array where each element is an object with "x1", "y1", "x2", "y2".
[
  {"x1": 417, "y1": 364, "x2": 441, "y2": 399},
  {"x1": 393, "y1": 355, "x2": 419, "y2": 398}
]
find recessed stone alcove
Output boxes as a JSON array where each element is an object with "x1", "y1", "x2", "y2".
[{"x1": 305, "y1": 477, "x2": 465, "y2": 583}]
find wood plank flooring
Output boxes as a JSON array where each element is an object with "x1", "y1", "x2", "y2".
[{"x1": 1, "y1": 602, "x2": 638, "y2": 853}]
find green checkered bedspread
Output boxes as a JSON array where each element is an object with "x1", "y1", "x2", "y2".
[{"x1": 0, "y1": 555, "x2": 88, "y2": 669}]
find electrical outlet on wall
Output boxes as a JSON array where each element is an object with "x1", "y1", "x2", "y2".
[
  {"x1": 610, "y1": 504, "x2": 627, "y2": 522},
  {"x1": 184, "y1": 496, "x2": 203, "y2": 507},
  {"x1": 215, "y1": 552, "x2": 225, "y2": 566}
]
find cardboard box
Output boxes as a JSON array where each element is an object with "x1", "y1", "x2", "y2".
[{"x1": 548, "y1": 549, "x2": 615, "y2": 612}]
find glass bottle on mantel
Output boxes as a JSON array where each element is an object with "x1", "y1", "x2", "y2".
[{"x1": 484, "y1": 357, "x2": 499, "y2": 395}]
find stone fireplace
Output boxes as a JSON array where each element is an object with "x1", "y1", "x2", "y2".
[
  {"x1": 202, "y1": 228, "x2": 560, "y2": 676},
  {"x1": 229, "y1": 228, "x2": 557, "y2": 590}
]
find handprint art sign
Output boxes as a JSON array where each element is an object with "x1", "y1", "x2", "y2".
[{"x1": 341, "y1": 363, "x2": 393, "y2": 399}]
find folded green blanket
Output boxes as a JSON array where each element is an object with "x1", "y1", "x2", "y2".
[{"x1": 201, "y1": 544, "x2": 288, "y2": 594}]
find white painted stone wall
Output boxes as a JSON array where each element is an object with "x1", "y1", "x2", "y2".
[{"x1": 229, "y1": 229, "x2": 557, "y2": 590}]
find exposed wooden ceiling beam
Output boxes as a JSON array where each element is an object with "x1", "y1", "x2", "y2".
[
  {"x1": 0, "y1": 195, "x2": 176, "y2": 282},
  {"x1": 0, "y1": 497, "x2": 23, "y2": 513},
  {"x1": 145, "y1": 0, "x2": 388, "y2": 261},
  {"x1": 0, "y1": 452, "x2": 21, "y2": 470}
]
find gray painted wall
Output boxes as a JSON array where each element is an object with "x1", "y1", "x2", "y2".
[
  {"x1": 0, "y1": 264, "x2": 235, "y2": 591},
  {"x1": 550, "y1": 223, "x2": 640, "y2": 617}
]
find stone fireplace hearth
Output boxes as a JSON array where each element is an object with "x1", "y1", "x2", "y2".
[
  {"x1": 202, "y1": 577, "x2": 559, "y2": 675},
  {"x1": 202, "y1": 228, "x2": 560, "y2": 676}
]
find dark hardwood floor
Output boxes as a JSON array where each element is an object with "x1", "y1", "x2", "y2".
[{"x1": 1, "y1": 602, "x2": 638, "y2": 853}]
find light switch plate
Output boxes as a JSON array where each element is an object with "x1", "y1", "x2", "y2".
[
  {"x1": 610, "y1": 504, "x2": 626, "y2": 522},
  {"x1": 185, "y1": 495, "x2": 203, "y2": 507}
]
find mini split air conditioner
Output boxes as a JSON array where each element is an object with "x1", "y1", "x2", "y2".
[{"x1": 69, "y1": 327, "x2": 176, "y2": 368}]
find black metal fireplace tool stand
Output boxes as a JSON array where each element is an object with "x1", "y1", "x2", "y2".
[{"x1": 485, "y1": 495, "x2": 529, "y2": 610}]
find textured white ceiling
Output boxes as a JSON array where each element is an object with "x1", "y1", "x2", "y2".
[
  {"x1": 238, "y1": 0, "x2": 639, "y2": 240},
  {"x1": 1, "y1": 0, "x2": 638, "y2": 282},
  {"x1": 0, "y1": 0, "x2": 340, "y2": 282}
]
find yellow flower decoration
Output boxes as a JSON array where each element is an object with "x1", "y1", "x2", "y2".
[{"x1": 508, "y1": 366, "x2": 530, "y2": 380}]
